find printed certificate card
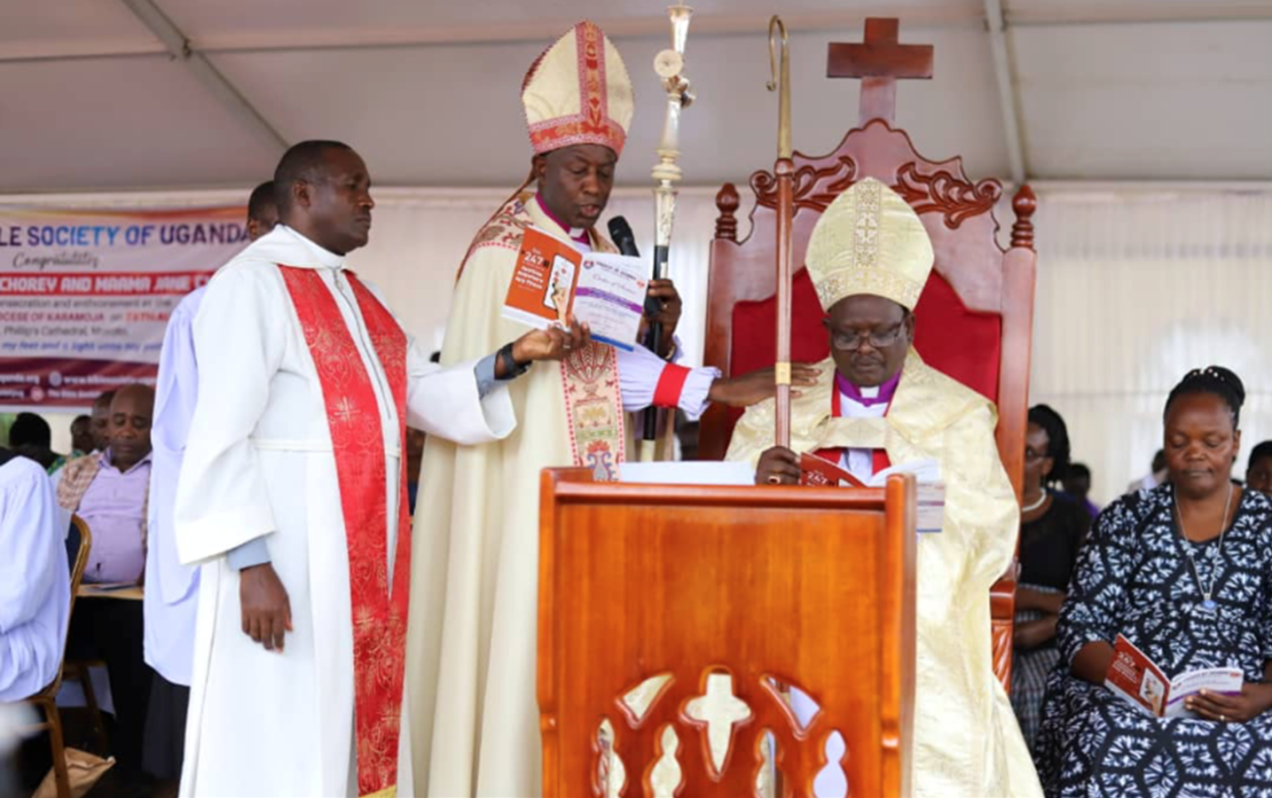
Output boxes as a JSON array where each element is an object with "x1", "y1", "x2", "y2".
[{"x1": 571, "y1": 251, "x2": 647, "y2": 350}]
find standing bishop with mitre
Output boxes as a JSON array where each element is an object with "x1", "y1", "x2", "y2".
[
  {"x1": 405, "y1": 20, "x2": 804, "y2": 798},
  {"x1": 728, "y1": 178, "x2": 1043, "y2": 797}
]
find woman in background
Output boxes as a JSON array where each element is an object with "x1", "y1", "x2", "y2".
[
  {"x1": 1245, "y1": 440, "x2": 1272, "y2": 496},
  {"x1": 1011, "y1": 404, "x2": 1092, "y2": 751},
  {"x1": 1037, "y1": 367, "x2": 1272, "y2": 796}
]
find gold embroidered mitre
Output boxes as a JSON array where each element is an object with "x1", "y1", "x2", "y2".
[
  {"x1": 521, "y1": 21, "x2": 634, "y2": 157},
  {"x1": 805, "y1": 177, "x2": 935, "y2": 311}
]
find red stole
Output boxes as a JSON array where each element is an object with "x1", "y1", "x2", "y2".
[
  {"x1": 813, "y1": 385, "x2": 893, "y2": 476},
  {"x1": 278, "y1": 266, "x2": 411, "y2": 798}
]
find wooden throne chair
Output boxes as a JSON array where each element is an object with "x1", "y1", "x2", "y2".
[{"x1": 698, "y1": 18, "x2": 1037, "y2": 690}]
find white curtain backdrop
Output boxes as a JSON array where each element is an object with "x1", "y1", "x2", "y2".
[
  {"x1": 9, "y1": 184, "x2": 1272, "y2": 508},
  {"x1": 1028, "y1": 189, "x2": 1272, "y2": 505}
]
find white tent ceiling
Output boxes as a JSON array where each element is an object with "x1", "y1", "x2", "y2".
[{"x1": 4, "y1": 0, "x2": 1272, "y2": 192}]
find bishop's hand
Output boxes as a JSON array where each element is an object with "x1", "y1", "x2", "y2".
[
  {"x1": 509, "y1": 314, "x2": 591, "y2": 367},
  {"x1": 707, "y1": 363, "x2": 820, "y2": 408},
  {"x1": 240, "y1": 563, "x2": 293, "y2": 653},
  {"x1": 641, "y1": 279, "x2": 683, "y2": 357},
  {"x1": 756, "y1": 445, "x2": 802, "y2": 486}
]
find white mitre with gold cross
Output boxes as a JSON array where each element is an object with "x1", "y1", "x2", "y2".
[{"x1": 805, "y1": 177, "x2": 935, "y2": 311}]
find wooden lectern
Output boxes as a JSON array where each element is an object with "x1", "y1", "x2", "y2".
[{"x1": 538, "y1": 468, "x2": 917, "y2": 797}]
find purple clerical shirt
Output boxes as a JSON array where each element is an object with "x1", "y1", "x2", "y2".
[{"x1": 78, "y1": 449, "x2": 151, "y2": 583}]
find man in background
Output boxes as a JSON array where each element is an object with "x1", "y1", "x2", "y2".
[
  {"x1": 1061, "y1": 462, "x2": 1100, "y2": 519},
  {"x1": 70, "y1": 414, "x2": 94, "y2": 458},
  {"x1": 141, "y1": 181, "x2": 278, "y2": 794},
  {"x1": 58, "y1": 384, "x2": 155, "y2": 791},
  {"x1": 7, "y1": 412, "x2": 64, "y2": 472},
  {"x1": 88, "y1": 390, "x2": 117, "y2": 455}
]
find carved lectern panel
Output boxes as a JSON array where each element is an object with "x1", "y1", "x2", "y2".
[
  {"x1": 597, "y1": 670, "x2": 855, "y2": 798},
  {"x1": 539, "y1": 471, "x2": 917, "y2": 797}
]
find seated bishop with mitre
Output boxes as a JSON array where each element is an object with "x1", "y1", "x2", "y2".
[{"x1": 726, "y1": 178, "x2": 1042, "y2": 797}]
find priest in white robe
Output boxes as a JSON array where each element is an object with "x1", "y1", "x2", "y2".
[{"x1": 174, "y1": 141, "x2": 581, "y2": 798}]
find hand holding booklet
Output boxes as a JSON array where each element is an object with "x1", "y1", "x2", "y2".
[
  {"x1": 501, "y1": 226, "x2": 649, "y2": 350},
  {"x1": 1105, "y1": 633, "x2": 1242, "y2": 718},
  {"x1": 798, "y1": 453, "x2": 945, "y2": 533}
]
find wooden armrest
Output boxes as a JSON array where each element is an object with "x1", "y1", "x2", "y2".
[{"x1": 989, "y1": 559, "x2": 1019, "y2": 690}]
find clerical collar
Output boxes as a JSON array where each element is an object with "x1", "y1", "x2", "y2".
[
  {"x1": 534, "y1": 194, "x2": 590, "y2": 246},
  {"x1": 835, "y1": 369, "x2": 901, "y2": 408},
  {"x1": 275, "y1": 224, "x2": 346, "y2": 270}
]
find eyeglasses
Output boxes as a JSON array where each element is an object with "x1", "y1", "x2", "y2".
[{"x1": 829, "y1": 323, "x2": 906, "y2": 351}]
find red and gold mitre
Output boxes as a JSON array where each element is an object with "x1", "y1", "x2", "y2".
[{"x1": 521, "y1": 21, "x2": 634, "y2": 157}]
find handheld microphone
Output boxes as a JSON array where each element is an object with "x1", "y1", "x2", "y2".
[{"x1": 607, "y1": 216, "x2": 640, "y2": 258}]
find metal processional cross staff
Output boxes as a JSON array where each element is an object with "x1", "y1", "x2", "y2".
[{"x1": 640, "y1": 3, "x2": 694, "y2": 462}]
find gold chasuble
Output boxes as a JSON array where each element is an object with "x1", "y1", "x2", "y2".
[
  {"x1": 728, "y1": 180, "x2": 1041, "y2": 797},
  {"x1": 406, "y1": 21, "x2": 636, "y2": 797},
  {"x1": 279, "y1": 267, "x2": 411, "y2": 798}
]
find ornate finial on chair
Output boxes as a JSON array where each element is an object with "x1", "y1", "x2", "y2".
[
  {"x1": 1010, "y1": 185, "x2": 1037, "y2": 251},
  {"x1": 714, "y1": 183, "x2": 741, "y2": 242}
]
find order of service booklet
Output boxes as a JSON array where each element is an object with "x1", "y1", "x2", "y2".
[
  {"x1": 798, "y1": 453, "x2": 946, "y2": 533},
  {"x1": 501, "y1": 226, "x2": 648, "y2": 350},
  {"x1": 1105, "y1": 633, "x2": 1242, "y2": 718}
]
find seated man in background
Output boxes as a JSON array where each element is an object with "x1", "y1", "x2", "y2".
[
  {"x1": 88, "y1": 390, "x2": 116, "y2": 455},
  {"x1": 0, "y1": 445, "x2": 70, "y2": 702},
  {"x1": 57, "y1": 384, "x2": 155, "y2": 789},
  {"x1": 8, "y1": 412, "x2": 65, "y2": 473},
  {"x1": 70, "y1": 414, "x2": 94, "y2": 459},
  {"x1": 48, "y1": 395, "x2": 114, "y2": 487},
  {"x1": 1246, "y1": 440, "x2": 1272, "y2": 496},
  {"x1": 727, "y1": 178, "x2": 1041, "y2": 797},
  {"x1": 1060, "y1": 461, "x2": 1100, "y2": 519}
]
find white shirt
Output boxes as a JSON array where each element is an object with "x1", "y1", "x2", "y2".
[
  {"x1": 838, "y1": 384, "x2": 889, "y2": 482},
  {"x1": 144, "y1": 286, "x2": 205, "y2": 685},
  {"x1": 0, "y1": 455, "x2": 70, "y2": 702}
]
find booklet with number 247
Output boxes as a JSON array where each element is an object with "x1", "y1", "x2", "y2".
[
  {"x1": 501, "y1": 226, "x2": 648, "y2": 350},
  {"x1": 1105, "y1": 634, "x2": 1242, "y2": 718}
]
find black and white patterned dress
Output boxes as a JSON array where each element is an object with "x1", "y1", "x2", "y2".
[{"x1": 1036, "y1": 484, "x2": 1272, "y2": 797}]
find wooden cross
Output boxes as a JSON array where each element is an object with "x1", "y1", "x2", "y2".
[{"x1": 827, "y1": 18, "x2": 934, "y2": 126}]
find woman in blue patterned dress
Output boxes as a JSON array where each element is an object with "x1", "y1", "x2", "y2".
[{"x1": 1037, "y1": 367, "x2": 1272, "y2": 797}]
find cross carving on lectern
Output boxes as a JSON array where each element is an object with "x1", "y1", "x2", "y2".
[{"x1": 827, "y1": 18, "x2": 934, "y2": 126}]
